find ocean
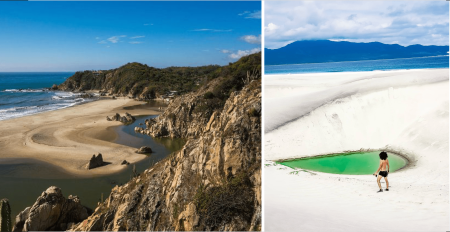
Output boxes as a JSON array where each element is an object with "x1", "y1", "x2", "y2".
[
  {"x1": 264, "y1": 55, "x2": 449, "y2": 75},
  {"x1": 0, "y1": 72, "x2": 96, "y2": 121}
]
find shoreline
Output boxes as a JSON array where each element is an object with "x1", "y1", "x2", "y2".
[
  {"x1": 0, "y1": 96, "x2": 163, "y2": 177},
  {"x1": 275, "y1": 148, "x2": 412, "y2": 173},
  {"x1": 264, "y1": 67, "x2": 449, "y2": 76},
  {"x1": 0, "y1": 89, "x2": 98, "y2": 122}
]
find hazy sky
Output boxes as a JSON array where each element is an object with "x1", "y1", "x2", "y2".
[
  {"x1": 265, "y1": 1, "x2": 448, "y2": 49},
  {"x1": 0, "y1": 1, "x2": 261, "y2": 71}
]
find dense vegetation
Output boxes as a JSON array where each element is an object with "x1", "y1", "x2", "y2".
[
  {"x1": 59, "y1": 53, "x2": 261, "y2": 101},
  {"x1": 193, "y1": 53, "x2": 261, "y2": 118},
  {"x1": 193, "y1": 169, "x2": 255, "y2": 230}
]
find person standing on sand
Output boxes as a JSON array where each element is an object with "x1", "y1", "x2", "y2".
[{"x1": 373, "y1": 151, "x2": 390, "y2": 193}]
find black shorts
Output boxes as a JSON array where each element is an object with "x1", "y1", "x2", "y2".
[{"x1": 379, "y1": 171, "x2": 388, "y2": 177}]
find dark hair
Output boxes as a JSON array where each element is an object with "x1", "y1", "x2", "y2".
[{"x1": 379, "y1": 151, "x2": 388, "y2": 160}]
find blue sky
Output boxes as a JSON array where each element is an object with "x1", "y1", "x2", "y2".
[
  {"x1": 265, "y1": 1, "x2": 448, "y2": 49},
  {"x1": 0, "y1": 1, "x2": 261, "y2": 71}
]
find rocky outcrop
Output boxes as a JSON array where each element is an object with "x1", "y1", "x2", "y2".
[
  {"x1": 51, "y1": 84, "x2": 58, "y2": 90},
  {"x1": 106, "y1": 113, "x2": 135, "y2": 124},
  {"x1": 0, "y1": 199, "x2": 12, "y2": 232},
  {"x1": 85, "y1": 153, "x2": 104, "y2": 170},
  {"x1": 79, "y1": 93, "x2": 94, "y2": 98},
  {"x1": 136, "y1": 146, "x2": 152, "y2": 154},
  {"x1": 69, "y1": 77, "x2": 261, "y2": 231},
  {"x1": 13, "y1": 186, "x2": 88, "y2": 231}
]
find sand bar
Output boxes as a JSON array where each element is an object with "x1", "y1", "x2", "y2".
[{"x1": 0, "y1": 97, "x2": 162, "y2": 177}]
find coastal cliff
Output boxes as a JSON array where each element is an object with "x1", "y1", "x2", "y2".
[
  {"x1": 57, "y1": 63, "x2": 220, "y2": 100},
  {"x1": 63, "y1": 53, "x2": 262, "y2": 231}
]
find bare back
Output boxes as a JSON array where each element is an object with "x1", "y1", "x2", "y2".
[{"x1": 379, "y1": 159, "x2": 389, "y2": 171}]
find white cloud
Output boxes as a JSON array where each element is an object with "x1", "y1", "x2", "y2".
[
  {"x1": 239, "y1": 10, "x2": 261, "y2": 19},
  {"x1": 107, "y1": 35, "x2": 126, "y2": 43},
  {"x1": 241, "y1": 35, "x2": 261, "y2": 44},
  {"x1": 228, "y1": 48, "x2": 261, "y2": 59},
  {"x1": 143, "y1": 23, "x2": 153, "y2": 26},
  {"x1": 95, "y1": 37, "x2": 100, "y2": 40},
  {"x1": 98, "y1": 40, "x2": 107, "y2": 44},
  {"x1": 129, "y1": 41, "x2": 143, "y2": 44},
  {"x1": 265, "y1": 23, "x2": 278, "y2": 32},
  {"x1": 192, "y1": 29, "x2": 232, "y2": 32},
  {"x1": 131, "y1": 36, "x2": 145, "y2": 39},
  {"x1": 221, "y1": 49, "x2": 231, "y2": 54},
  {"x1": 265, "y1": 1, "x2": 449, "y2": 49}
]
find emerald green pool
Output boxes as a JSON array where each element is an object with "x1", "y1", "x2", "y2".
[{"x1": 278, "y1": 151, "x2": 407, "y2": 175}]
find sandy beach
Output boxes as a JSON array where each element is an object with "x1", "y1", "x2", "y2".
[
  {"x1": 0, "y1": 96, "x2": 162, "y2": 177},
  {"x1": 264, "y1": 69, "x2": 449, "y2": 231}
]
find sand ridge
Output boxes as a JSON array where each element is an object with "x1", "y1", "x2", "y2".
[
  {"x1": 0, "y1": 97, "x2": 163, "y2": 177},
  {"x1": 264, "y1": 69, "x2": 449, "y2": 231}
]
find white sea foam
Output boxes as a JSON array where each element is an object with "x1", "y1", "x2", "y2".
[
  {"x1": 2, "y1": 89, "x2": 47, "y2": 93},
  {"x1": 0, "y1": 91, "x2": 92, "y2": 121}
]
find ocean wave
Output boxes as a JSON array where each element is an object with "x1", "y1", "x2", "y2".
[
  {"x1": 2, "y1": 89, "x2": 47, "y2": 93},
  {"x1": 0, "y1": 95, "x2": 93, "y2": 121}
]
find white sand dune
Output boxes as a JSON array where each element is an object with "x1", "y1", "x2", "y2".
[{"x1": 264, "y1": 69, "x2": 449, "y2": 231}]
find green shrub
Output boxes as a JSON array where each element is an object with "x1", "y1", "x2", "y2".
[
  {"x1": 203, "y1": 92, "x2": 215, "y2": 99},
  {"x1": 168, "y1": 113, "x2": 176, "y2": 121},
  {"x1": 248, "y1": 108, "x2": 260, "y2": 117},
  {"x1": 193, "y1": 171, "x2": 254, "y2": 230}
]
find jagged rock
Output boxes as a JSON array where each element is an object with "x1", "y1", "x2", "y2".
[
  {"x1": 80, "y1": 93, "x2": 94, "y2": 98},
  {"x1": 107, "y1": 113, "x2": 135, "y2": 124},
  {"x1": 86, "y1": 153, "x2": 104, "y2": 170},
  {"x1": 112, "y1": 96, "x2": 116, "y2": 99},
  {"x1": 176, "y1": 203, "x2": 199, "y2": 231},
  {"x1": 112, "y1": 113, "x2": 120, "y2": 121},
  {"x1": 50, "y1": 84, "x2": 58, "y2": 90},
  {"x1": 121, "y1": 160, "x2": 130, "y2": 165},
  {"x1": 13, "y1": 186, "x2": 88, "y2": 231},
  {"x1": 0, "y1": 199, "x2": 12, "y2": 232},
  {"x1": 136, "y1": 146, "x2": 152, "y2": 154}
]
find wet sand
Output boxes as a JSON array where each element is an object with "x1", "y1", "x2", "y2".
[
  {"x1": 0, "y1": 97, "x2": 162, "y2": 177},
  {"x1": 0, "y1": 101, "x2": 184, "y2": 218}
]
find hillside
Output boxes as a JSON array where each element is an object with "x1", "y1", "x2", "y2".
[
  {"x1": 57, "y1": 63, "x2": 220, "y2": 100},
  {"x1": 64, "y1": 53, "x2": 261, "y2": 231},
  {"x1": 265, "y1": 40, "x2": 449, "y2": 65}
]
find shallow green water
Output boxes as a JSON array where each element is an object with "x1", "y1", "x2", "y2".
[{"x1": 279, "y1": 151, "x2": 407, "y2": 175}]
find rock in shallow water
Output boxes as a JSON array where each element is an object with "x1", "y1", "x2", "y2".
[
  {"x1": 136, "y1": 146, "x2": 152, "y2": 154},
  {"x1": 0, "y1": 198, "x2": 12, "y2": 232}
]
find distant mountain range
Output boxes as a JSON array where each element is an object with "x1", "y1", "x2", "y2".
[{"x1": 265, "y1": 40, "x2": 449, "y2": 65}]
